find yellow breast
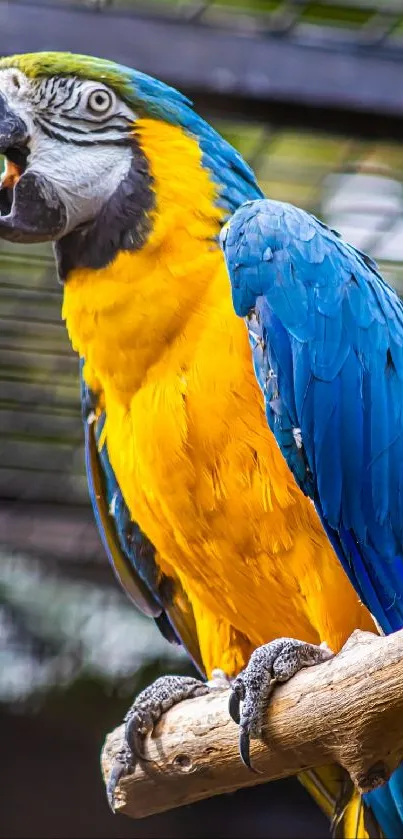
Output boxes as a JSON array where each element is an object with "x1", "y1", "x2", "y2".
[{"x1": 62, "y1": 117, "x2": 374, "y2": 672}]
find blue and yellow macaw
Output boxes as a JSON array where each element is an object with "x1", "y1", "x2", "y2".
[{"x1": 0, "y1": 51, "x2": 396, "y2": 837}]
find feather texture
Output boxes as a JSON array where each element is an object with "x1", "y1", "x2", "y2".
[
  {"x1": 4, "y1": 48, "x2": 392, "y2": 835},
  {"x1": 80, "y1": 361, "x2": 205, "y2": 671},
  {"x1": 222, "y1": 198, "x2": 403, "y2": 633},
  {"x1": 222, "y1": 198, "x2": 403, "y2": 836}
]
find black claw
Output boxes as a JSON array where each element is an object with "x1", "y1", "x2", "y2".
[
  {"x1": 228, "y1": 688, "x2": 241, "y2": 725},
  {"x1": 239, "y1": 725, "x2": 251, "y2": 769},
  {"x1": 105, "y1": 674, "x2": 210, "y2": 813},
  {"x1": 231, "y1": 639, "x2": 331, "y2": 777},
  {"x1": 106, "y1": 759, "x2": 128, "y2": 812},
  {"x1": 239, "y1": 726, "x2": 261, "y2": 774}
]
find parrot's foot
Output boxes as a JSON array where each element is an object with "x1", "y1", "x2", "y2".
[
  {"x1": 228, "y1": 637, "x2": 333, "y2": 773},
  {"x1": 107, "y1": 672, "x2": 227, "y2": 811}
]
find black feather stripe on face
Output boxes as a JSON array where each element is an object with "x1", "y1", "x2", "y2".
[
  {"x1": 34, "y1": 115, "x2": 133, "y2": 147},
  {"x1": 31, "y1": 75, "x2": 133, "y2": 146},
  {"x1": 54, "y1": 137, "x2": 154, "y2": 281}
]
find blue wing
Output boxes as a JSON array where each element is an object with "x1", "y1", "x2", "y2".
[
  {"x1": 221, "y1": 199, "x2": 403, "y2": 636},
  {"x1": 80, "y1": 362, "x2": 203, "y2": 674},
  {"x1": 222, "y1": 198, "x2": 403, "y2": 838}
]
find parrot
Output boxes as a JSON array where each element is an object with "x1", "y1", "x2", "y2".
[{"x1": 0, "y1": 50, "x2": 396, "y2": 838}]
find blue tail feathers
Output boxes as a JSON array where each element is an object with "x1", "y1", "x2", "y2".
[{"x1": 365, "y1": 764, "x2": 403, "y2": 838}]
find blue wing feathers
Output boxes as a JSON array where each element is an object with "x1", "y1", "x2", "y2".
[
  {"x1": 222, "y1": 198, "x2": 403, "y2": 639},
  {"x1": 339, "y1": 351, "x2": 365, "y2": 535},
  {"x1": 313, "y1": 377, "x2": 342, "y2": 529},
  {"x1": 249, "y1": 302, "x2": 315, "y2": 496}
]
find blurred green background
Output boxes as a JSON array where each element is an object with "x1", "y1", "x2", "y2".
[{"x1": 1, "y1": 2, "x2": 403, "y2": 836}]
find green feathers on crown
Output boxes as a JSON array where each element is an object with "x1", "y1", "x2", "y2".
[
  {"x1": 0, "y1": 51, "x2": 262, "y2": 210},
  {"x1": 0, "y1": 52, "x2": 191, "y2": 122}
]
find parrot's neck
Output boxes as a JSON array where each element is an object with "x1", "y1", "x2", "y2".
[{"x1": 62, "y1": 118, "x2": 228, "y2": 400}]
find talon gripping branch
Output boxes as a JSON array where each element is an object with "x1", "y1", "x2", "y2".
[{"x1": 0, "y1": 51, "x2": 400, "y2": 838}]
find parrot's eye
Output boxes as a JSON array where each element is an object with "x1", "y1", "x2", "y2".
[{"x1": 86, "y1": 89, "x2": 113, "y2": 115}]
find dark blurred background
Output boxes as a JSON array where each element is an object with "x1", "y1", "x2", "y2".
[{"x1": 1, "y1": 1, "x2": 403, "y2": 836}]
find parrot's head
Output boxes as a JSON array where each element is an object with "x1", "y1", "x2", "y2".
[
  {"x1": 0, "y1": 51, "x2": 260, "y2": 279},
  {"x1": 0, "y1": 53, "x2": 147, "y2": 247}
]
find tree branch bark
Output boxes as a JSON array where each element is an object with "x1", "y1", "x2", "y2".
[{"x1": 101, "y1": 629, "x2": 403, "y2": 820}]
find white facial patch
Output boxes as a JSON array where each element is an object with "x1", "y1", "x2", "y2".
[
  {"x1": 0, "y1": 67, "x2": 137, "y2": 236},
  {"x1": 29, "y1": 130, "x2": 133, "y2": 235}
]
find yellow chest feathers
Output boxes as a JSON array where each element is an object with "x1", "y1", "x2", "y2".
[
  {"x1": 61, "y1": 117, "x2": 301, "y2": 562},
  {"x1": 62, "y1": 119, "x2": 372, "y2": 650}
]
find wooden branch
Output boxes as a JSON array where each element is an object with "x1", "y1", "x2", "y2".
[{"x1": 101, "y1": 629, "x2": 403, "y2": 819}]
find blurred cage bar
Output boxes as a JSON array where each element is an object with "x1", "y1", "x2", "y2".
[{"x1": 1, "y1": 0, "x2": 403, "y2": 576}]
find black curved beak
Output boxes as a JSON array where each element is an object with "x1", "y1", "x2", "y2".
[{"x1": 0, "y1": 94, "x2": 67, "y2": 244}]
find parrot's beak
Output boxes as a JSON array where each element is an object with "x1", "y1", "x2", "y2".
[{"x1": 0, "y1": 95, "x2": 67, "y2": 243}]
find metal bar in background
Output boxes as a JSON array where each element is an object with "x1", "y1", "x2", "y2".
[
  {"x1": 1, "y1": 2, "x2": 403, "y2": 139},
  {"x1": 0, "y1": 500, "x2": 114, "y2": 583}
]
